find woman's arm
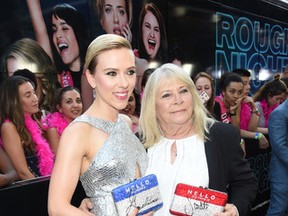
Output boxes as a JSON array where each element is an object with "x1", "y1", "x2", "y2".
[
  {"x1": 257, "y1": 127, "x2": 268, "y2": 135},
  {"x1": 243, "y1": 96, "x2": 259, "y2": 132},
  {"x1": 26, "y1": 0, "x2": 53, "y2": 59},
  {"x1": 240, "y1": 129, "x2": 269, "y2": 149},
  {"x1": 0, "y1": 147, "x2": 18, "y2": 187},
  {"x1": 48, "y1": 123, "x2": 89, "y2": 216},
  {"x1": 46, "y1": 127, "x2": 60, "y2": 155},
  {"x1": 229, "y1": 98, "x2": 241, "y2": 129},
  {"x1": 1, "y1": 122, "x2": 36, "y2": 180}
]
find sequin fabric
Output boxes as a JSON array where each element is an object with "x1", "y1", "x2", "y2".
[{"x1": 73, "y1": 115, "x2": 148, "y2": 215}]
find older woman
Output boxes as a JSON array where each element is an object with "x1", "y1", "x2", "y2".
[{"x1": 140, "y1": 63, "x2": 257, "y2": 216}]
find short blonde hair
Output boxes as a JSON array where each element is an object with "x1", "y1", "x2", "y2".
[
  {"x1": 139, "y1": 63, "x2": 214, "y2": 148},
  {"x1": 84, "y1": 34, "x2": 132, "y2": 74}
]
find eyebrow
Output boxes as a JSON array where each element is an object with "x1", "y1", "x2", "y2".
[
  {"x1": 52, "y1": 20, "x2": 69, "y2": 28},
  {"x1": 23, "y1": 90, "x2": 32, "y2": 96},
  {"x1": 105, "y1": 3, "x2": 125, "y2": 9}
]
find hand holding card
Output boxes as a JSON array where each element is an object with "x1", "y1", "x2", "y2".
[
  {"x1": 169, "y1": 183, "x2": 228, "y2": 216},
  {"x1": 200, "y1": 91, "x2": 210, "y2": 104},
  {"x1": 112, "y1": 174, "x2": 163, "y2": 216}
]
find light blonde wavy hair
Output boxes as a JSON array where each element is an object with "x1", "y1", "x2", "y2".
[{"x1": 139, "y1": 63, "x2": 214, "y2": 148}]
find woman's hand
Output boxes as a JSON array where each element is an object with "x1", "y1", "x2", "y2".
[
  {"x1": 214, "y1": 203, "x2": 238, "y2": 216},
  {"x1": 229, "y1": 98, "x2": 242, "y2": 114},
  {"x1": 242, "y1": 96, "x2": 255, "y2": 108},
  {"x1": 79, "y1": 198, "x2": 95, "y2": 216},
  {"x1": 122, "y1": 23, "x2": 133, "y2": 43},
  {"x1": 259, "y1": 134, "x2": 269, "y2": 149},
  {"x1": 129, "y1": 208, "x2": 154, "y2": 216}
]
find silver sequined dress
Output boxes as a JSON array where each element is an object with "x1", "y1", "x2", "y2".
[{"x1": 72, "y1": 115, "x2": 148, "y2": 215}]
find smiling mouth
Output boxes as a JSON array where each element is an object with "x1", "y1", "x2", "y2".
[
  {"x1": 148, "y1": 39, "x2": 156, "y2": 49},
  {"x1": 71, "y1": 110, "x2": 80, "y2": 115},
  {"x1": 172, "y1": 109, "x2": 185, "y2": 113},
  {"x1": 58, "y1": 43, "x2": 68, "y2": 52}
]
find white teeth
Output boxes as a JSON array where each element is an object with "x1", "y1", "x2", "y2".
[
  {"x1": 58, "y1": 43, "x2": 67, "y2": 48},
  {"x1": 148, "y1": 39, "x2": 156, "y2": 44},
  {"x1": 58, "y1": 43, "x2": 68, "y2": 51},
  {"x1": 116, "y1": 93, "x2": 127, "y2": 96}
]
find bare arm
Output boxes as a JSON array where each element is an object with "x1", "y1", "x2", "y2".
[
  {"x1": 46, "y1": 127, "x2": 60, "y2": 155},
  {"x1": 0, "y1": 147, "x2": 18, "y2": 187},
  {"x1": 1, "y1": 122, "x2": 36, "y2": 180},
  {"x1": 240, "y1": 129, "x2": 269, "y2": 149},
  {"x1": 230, "y1": 98, "x2": 241, "y2": 129},
  {"x1": 257, "y1": 127, "x2": 268, "y2": 135},
  {"x1": 243, "y1": 96, "x2": 259, "y2": 132},
  {"x1": 48, "y1": 123, "x2": 90, "y2": 216},
  {"x1": 26, "y1": 0, "x2": 53, "y2": 59}
]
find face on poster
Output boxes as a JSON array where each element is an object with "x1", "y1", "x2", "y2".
[{"x1": 1, "y1": 0, "x2": 288, "y2": 83}]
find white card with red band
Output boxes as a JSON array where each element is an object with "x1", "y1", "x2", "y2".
[{"x1": 170, "y1": 183, "x2": 228, "y2": 216}]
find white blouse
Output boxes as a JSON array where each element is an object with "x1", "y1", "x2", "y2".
[{"x1": 145, "y1": 135, "x2": 209, "y2": 216}]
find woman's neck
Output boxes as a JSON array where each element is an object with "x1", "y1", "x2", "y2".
[
  {"x1": 162, "y1": 121, "x2": 195, "y2": 140},
  {"x1": 69, "y1": 57, "x2": 81, "y2": 72},
  {"x1": 85, "y1": 100, "x2": 119, "y2": 122},
  {"x1": 221, "y1": 97, "x2": 230, "y2": 109}
]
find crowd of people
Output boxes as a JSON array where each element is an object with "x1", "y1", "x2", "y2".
[{"x1": 0, "y1": 1, "x2": 288, "y2": 216}]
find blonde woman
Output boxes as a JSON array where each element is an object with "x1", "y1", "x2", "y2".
[
  {"x1": 140, "y1": 64, "x2": 257, "y2": 216},
  {"x1": 48, "y1": 34, "x2": 148, "y2": 215}
]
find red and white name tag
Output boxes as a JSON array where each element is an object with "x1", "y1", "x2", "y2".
[{"x1": 170, "y1": 183, "x2": 228, "y2": 216}]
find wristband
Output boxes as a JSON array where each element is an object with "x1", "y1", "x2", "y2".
[
  {"x1": 229, "y1": 112, "x2": 236, "y2": 116},
  {"x1": 240, "y1": 139, "x2": 245, "y2": 146},
  {"x1": 255, "y1": 132, "x2": 263, "y2": 140},
  {"x1": 250, "y1": 108, "x2": 260, "y2": 116}
]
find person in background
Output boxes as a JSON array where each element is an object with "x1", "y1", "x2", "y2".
[
  {"x1": 193, "y1": 72, "x2": 221, "y2": 121},
  {"x1": 136, "y1": 3, "x2": 168, "y2": 87},
  {"x1": 94, "y1": 0, "x2": 133, "y2": 43},
  {"x1": 140, "y1": 67, "x2": 155, "y2": 99},
  {"x1": 14, "y1": 69, "x2": 38, "y2": 90},
  {"x1": 0, "y1": 76, "x2": 54, "y2": 180},
  {"x1": 281, "y1": 77, "x2": 288, "y2": 102},
  {"x1": 0, "y1": 146, "x2": 18, "y2": 188},
  {"x1": 120, "y1": 88, "x2": 141, "y2": 135},
  {"x1": 168, "y1": 39, "x2": 184, "y2": 67},
  {"x1": 48, "y1": 34, "x2": 148, "y2": 215},
  {"x1": 231, "y1": 68, "x2": 267, "y2": 156},
  {"x1": 215, "y1": 72, "x2": 269, "y2": 150},
  {"x1": 42, "y1": 86, "x2": 83, "y2": 155},
  {"x1": 26, "y1": 0, "x2": 93, "y2": 113},
  {"x1": 232, "y1": 68, "x2": 252, "y2": 97},
  {"x1": 140, "y1": 63, "x2": 257, "y2": 215},
  {"x1": 281, "y1": 64, "x2": 288, "y2": 79},
  {"x1": 1, "y1": 38, "x2": 59, "y2": 113},
  {"x1": 266, "y1": 97, "x2": 288, "y2": 216},
  {"x1": 26, "y1": 0, "x2": 90, "y2": 91},
  {"x1": 253, "y1": 74, "x2": 287, "y2": 135}
]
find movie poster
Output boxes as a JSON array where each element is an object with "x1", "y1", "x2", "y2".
[{"x1": 1, "y1": 1, "x2": 288, "y2": 215}]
